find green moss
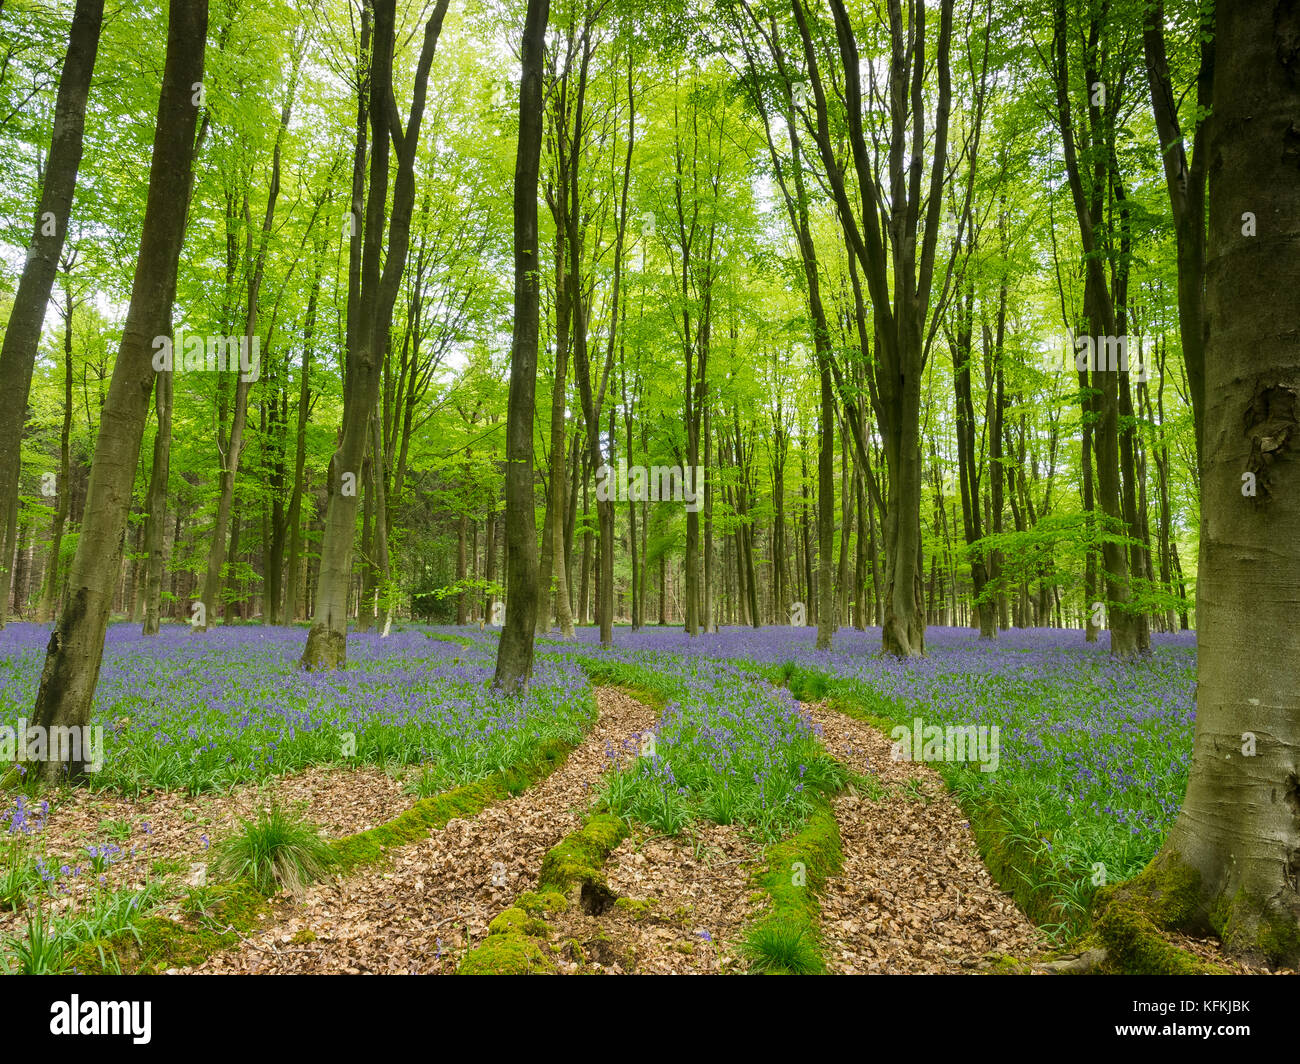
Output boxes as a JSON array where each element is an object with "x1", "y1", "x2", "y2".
[
  {"x1": 965, "y1": 795, "x2": 1079, "y2": 929},
  {"x1": 1093, "y1": 903, "x2": 1228, "y2": 975},
  {"x1": 290, "y1": 928, "x2": 317, "y2": 944},
  {"x1": 457, "y1": 933, "x2": 555, "y2": 975},
  {"x1": 985, "y1": 953, "x2": 1033, "y2": 975},
  {"x1": 516, "y1": 890, "x2": 568, "y2": 917},
  {"x1": 756, "y1": 803, "x2": 842, "y2": 922},
  {"x1": 1250, "y1": 910, "x2": 1300, "y2": 967},
  {"x1": 464, "y1": 807, "x2": 633, "y2": 974},
  {"x1": 537, "y1": 813, "x2": 628, "y2": 895},
  {"x1": 613, "y1": 896, "x2": 656, "y2": 922},
  {"x1": 58, "y1": 728, "x2": 590, "y2": 974},
  {"x1": 488, "y1": 907, "x2": 550, "y2": 937},
  {"x1": 64, "y1": 882, "x2": 269, "y2": 974},
  {"x1": 671, "y1": 939, "x2": 695, "y2": 955},
  {"x1": 1103, "y1": 853, "x2": 1204, "y2": 930},
  {"x1": 1081, "y1": 852, "x2": 1236, "y2": 973},
  {"x1": 1206, "y1": 886, "x2": 1300, "y2": 968},
  {"x1": 740, "y1": 801, "x2": 842, "y2": 974}
]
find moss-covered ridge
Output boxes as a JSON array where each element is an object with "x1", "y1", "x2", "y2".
[
  {"x1": 739, "y1": 800, "x2": 843, "y2": 974},
  {"x1": 333, "y1": 738, "x2": 573, "y2": 870},
  {"x1": 63, "y1": 880, "x2": 266, "y2": 974},
  {"x1": 458, "y1": 813, "x2": 629, "y2": 975},
  {"x1": 61, "y1": 730, "x2": 587, "y2": 974},
  {"x1": 1082, "y1": 857, "x2": 1231, "y2": 974}
]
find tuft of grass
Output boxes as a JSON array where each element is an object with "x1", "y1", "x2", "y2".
[
  {"x1": 738, "y1": 803, "x2": 843, "y2": 975},
  {"x1": 0, "y1": 842, "x2": 45, "y2": 912},
  {"x1": 209, "y1": 804, "x2": 335, "y2": 896},
  {"x1": 65, "y1": 881, "x2": 171, "y2": 943},
  {"x1": 741, "y1": 918, "x2": 823, "y2": 975}
]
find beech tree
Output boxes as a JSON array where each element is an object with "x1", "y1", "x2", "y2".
[
  {"x1": 492, "y1": 0, "x2": 550, "y2": 692},
  {"x1": 25, "y1": 0, "x2": 208, "y2": 781},
  {"x1": 0, "y1": 0, "x2": 104, "y2": 628},
  {"x1": 300, "y1": 0, "x2": 451, "y2": 669},
  {"x1": 1114, "y1": 0, "x2": 1300, "y2": 968},
  {"x1": 794, "y1": 0, "x2": 956, "y2": 657}
]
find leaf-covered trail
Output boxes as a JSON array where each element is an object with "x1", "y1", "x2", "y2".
[
  {"x1": 803, "y1": 702, "x2": 1046, "y2": 973},
  {"x1": 179, "y1": 691, "x2": 1049, "y2": 975},
  {"x1": 182, "y1": 687, "x2": 657, "y2": 974}
]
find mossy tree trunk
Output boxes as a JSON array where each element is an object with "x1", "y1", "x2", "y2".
[{"x1": 1124, "y1": 0, "x2": 1300, "y2": 969}]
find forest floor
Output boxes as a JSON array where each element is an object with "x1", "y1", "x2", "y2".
[
  {"x1": 0, "y1": 623, "x2": 1291, "y2": 975},
  {"x1": 182, "y1": 687, "x2": 657, "y2": 974},
  {"x1": 178, "y1": 689, "x2": 1044, "y2": 975}
]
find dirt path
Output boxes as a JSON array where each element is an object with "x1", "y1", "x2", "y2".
[
  {"x1": 177, "y1": 692, "x2": 1046, "y2": 975},
  {"x1": 183, "y1": 687, "x2": 657, "y2": 974},
  {"x1": 804, "y1": 701, "x2": 1046, "y2": 973}
]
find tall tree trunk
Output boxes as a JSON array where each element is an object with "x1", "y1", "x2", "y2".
[
  {"x1": 26, "y1": 0, "x2": 206, "y2": 781},
  {"x1": 41, "y1": 280, "x2": 78, "y2": 622},
  {"x1": 1143, "y1": 0, "x2": 1211, "y2": 464},
  {"x1": 1052, "y1": 0, "x2": 1138, "y2": 656},
  {"x1": 792, "y1": 0, "x2": 952, "y2": 657},
  {"x1": 198, "y1": 69, "x2": 296, "y2": 628},
  {"x1": 853, "y1": 461, "x2": 866, "y2": 628},
  {"x1": 952, "y1": 285, "x2": 992, "y2": 637},
  {"x1": 456, "y1": 509, "x2": 468, "y2": 625},
  {"x1": 369, "y1": 408, "x2": 391, "y2": 632},
  {"x1": 140, "y1": 333, "x2": 173, "y2": 635},
  {"x1": 0, "y1": 0, "x2": 104, "y2": 625},
  {"x1": 623, "y1": 373, "x2": 639, "y2": 631},
  {"x1": 1133, "y1": 0, "x2": 1299, "y2": 966},
  {"x1": 703, "y1": 404, "x2": 714, "y2": 631},
  {"x1": 302, "y1": 0, "x2": 450, "y2": 668},
  {"x1": 491, "y1": 0, "x2": 548, "y2": 691},
  {"x1": 836, "y1": 427, "x2": 852, "y2": 625},
  {"x1": 538, "y1": 186, "x2": 572, "y2": 637},
  {"x1": 357, "y1": 440, "x2": 377, "y2": 631},
  {"x1": 283, "y1": 248, "x2": 320, "y2": 624}
]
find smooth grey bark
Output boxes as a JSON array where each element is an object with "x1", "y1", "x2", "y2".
[
  {"x1": 25, "y1": 0, "x2": 207, "y2": 782},
  {"x1": 1135, "y1": 0, "x2": 1300, "y2": 968},
  {"x1": 301, "y1": 0, "x2": 450, "y2": 669},
  {"x1": 491, "y1": 0, "x2": 549, "y2": 691}
]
